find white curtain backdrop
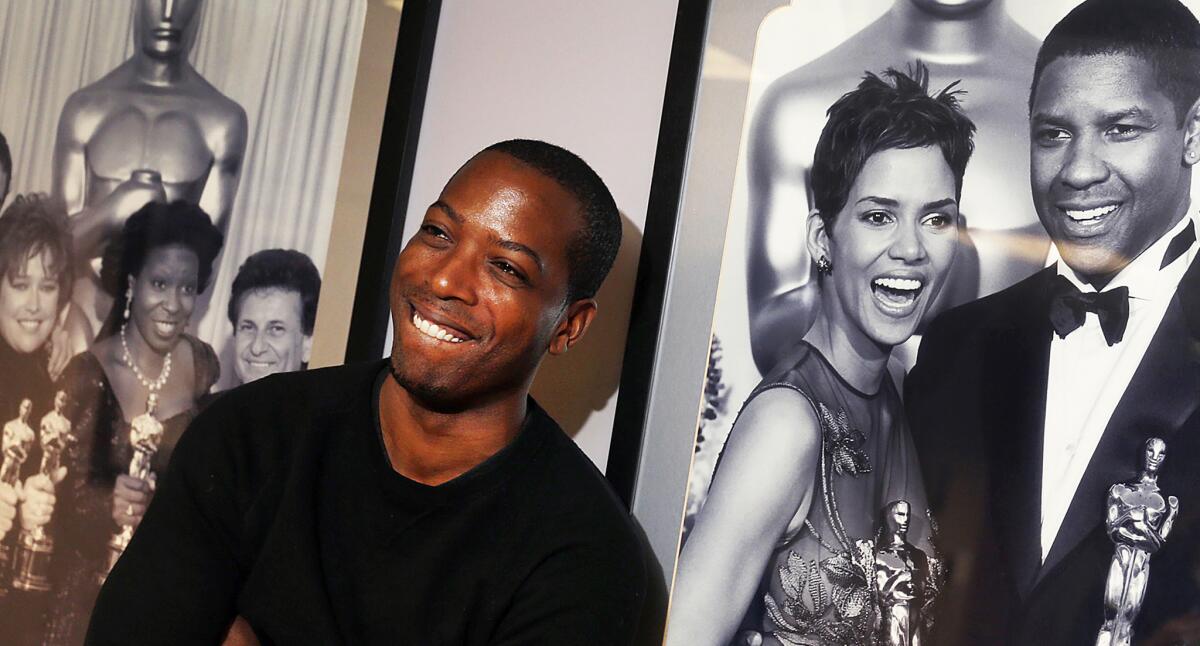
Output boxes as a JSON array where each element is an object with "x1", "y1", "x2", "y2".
[{"x1": 0, "y1": 0, "x2": 367, "y2": 388}]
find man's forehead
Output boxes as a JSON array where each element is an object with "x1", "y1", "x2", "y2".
[{"x1": 1033, "y1": 53, "x2": 1173, "y2": 114}]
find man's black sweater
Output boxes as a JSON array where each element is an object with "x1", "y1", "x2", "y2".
[{"x1": 85, "y1": 361, "x2": 647, "y2": 645}]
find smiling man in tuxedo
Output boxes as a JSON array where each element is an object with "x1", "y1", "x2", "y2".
[
  {"x1": 907, "y1": 0, "x2": 1200, "y2": 644},
  {"x1": 84, "y1": 139, "x2": 647, "y2": 645}
]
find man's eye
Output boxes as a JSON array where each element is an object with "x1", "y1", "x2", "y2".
[
  {"x1": 1107, "y1": 124, "x2": 1142, "y2": 139},
  {"x1": 268, "y1": 324, "x2": 286, "y2": 335},
  {"x1": 1035, "y1": 128, "x2": 1070, "y2": 144},
  {"x1": 420, "y1": 224, "x2": 449, "y2": 239},
  {"x1": 238, "y1": 322, "x2": 255, "y2": 333},
  {"x1": 492, "y1": 260, "x2": 527, "y2": 283}
]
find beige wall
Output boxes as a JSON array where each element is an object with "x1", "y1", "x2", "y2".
[{"x1": 309, "y1": 0, "x2": 402, "y2": 369}]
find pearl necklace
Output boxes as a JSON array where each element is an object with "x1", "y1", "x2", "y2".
[{"x1": 120, "y1": 323, "x2": 173, "y2": 394}]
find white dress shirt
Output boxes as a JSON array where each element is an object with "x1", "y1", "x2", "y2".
[{"x1": 1040, "y1": 211, "x2": 1199, "y2": 562}]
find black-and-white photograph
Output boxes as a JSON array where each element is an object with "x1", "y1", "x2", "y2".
[
  {"x1": 0, "y1": 1, "x2": 366, "y2": 642},
  {"x1": 660, "y1": 0, "x2": 1200, "y2": 644}
]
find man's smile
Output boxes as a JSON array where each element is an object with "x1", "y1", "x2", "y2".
[{"x1": 411, "y1": 309, "x2": 467, "y2": 344}]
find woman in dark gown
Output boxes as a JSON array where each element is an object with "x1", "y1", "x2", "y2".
[
  {"x1": 668, "y1": 65, "x2": 976, "y2": 646},
  {"x1": 45, "y1": 201, "x2": 223, "y2": 645}
]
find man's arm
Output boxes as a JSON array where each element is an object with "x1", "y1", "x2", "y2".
[{"x1": 85, "y1": 405, "x2": 245, "y2": 645}]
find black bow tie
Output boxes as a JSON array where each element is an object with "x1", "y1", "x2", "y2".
[{"x1": 1048, "y1": 275, "x2": 1129, "y2": 346}]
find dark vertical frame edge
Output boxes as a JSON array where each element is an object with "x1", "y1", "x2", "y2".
[
  {"x1": 606, "y1": 0, "x2": 712, "y2": 507},
  {"x1": 344, "y1": 0, "x2": 442, "y2": 363}
]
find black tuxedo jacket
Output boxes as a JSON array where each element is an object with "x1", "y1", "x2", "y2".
[{"x1": 906, "y1": 263, "x2": 1200, "y2": 645}]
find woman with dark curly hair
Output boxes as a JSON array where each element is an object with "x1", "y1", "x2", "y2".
[
  {"x1": 668, "y1": 65, "x2": 975, "y2": 646},
  {"x1": 44, "y1": 200, "x2": 223, "y2": 645}
]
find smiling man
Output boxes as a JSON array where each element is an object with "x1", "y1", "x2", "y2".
[
  {"x1": 227, "y1": 249, "x2": 321, "y2": 384},
  {"x1": 906, "y1": 0, "x2": 1200, "y2": 644},
  {"x1": 85, "y1": 140, "x2": 646, "y2": 645}
]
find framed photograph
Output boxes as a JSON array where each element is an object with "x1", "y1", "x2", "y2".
[
  {"x1": 619, "y1": 0, "x2": 1200, "y2": 644},
  {"x1": 0, "y1": 1, "x2": 438, "y2": 641}
]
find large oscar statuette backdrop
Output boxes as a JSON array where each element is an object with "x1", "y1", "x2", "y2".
[{"x1": 12, "y1": 391, "x2": 74, "y2": 592}]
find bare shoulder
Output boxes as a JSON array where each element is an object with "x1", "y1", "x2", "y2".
[{"x1": 727, "y1": 386, "x2": 822, "y2": 464}]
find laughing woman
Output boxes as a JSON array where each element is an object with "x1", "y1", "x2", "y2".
[
  {"x1": 667, "y1": 66, "x2": 975, "y2": 646},
  {"x1": 45, "y1": 201, "x2": 223, "y2": 644}
]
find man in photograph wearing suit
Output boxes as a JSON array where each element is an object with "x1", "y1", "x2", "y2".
[{"x1": 907, "y1": 0, "x2": 1200, "y2": 644}]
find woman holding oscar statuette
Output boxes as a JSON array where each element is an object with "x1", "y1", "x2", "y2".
[
  {"x1": 46, "y1": 200, "x2": 222, "y2": 645},
  {"x1": 668, "y1": 65, "x2": 972, "y2": 646}
]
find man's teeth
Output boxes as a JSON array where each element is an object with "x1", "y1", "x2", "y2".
[
  {"x1": 872, "y1": 277, "x2": 923, "y2": 292},
  {"x1": 1064, "y1": 205, "x2": 1118, "y2": 221},
  {"x1": 412, "y1": 311, "x2": 465, "y2": 343}
]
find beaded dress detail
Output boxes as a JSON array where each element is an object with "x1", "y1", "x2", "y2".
[{"x1": 717, "y1": 342, "x2": 940, "y2": 646}]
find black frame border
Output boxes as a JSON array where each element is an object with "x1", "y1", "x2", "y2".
[{"x1": 344, "y1": 0, "x2": 443, "y2": 363}]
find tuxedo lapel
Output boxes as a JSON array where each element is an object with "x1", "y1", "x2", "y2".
[
  {"x1": 986, "y1": 269, "x2": 1056, "y2": 600},
  {"x1": 1037, "y1": 257, "x2": 1200, "y2": 584}
]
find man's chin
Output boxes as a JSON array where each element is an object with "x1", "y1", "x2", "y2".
[{"x1": 387, "y1": 358, "x2": 470, "y2": 414}]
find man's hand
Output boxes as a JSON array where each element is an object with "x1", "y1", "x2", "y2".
[
  {"x1": 0, "y1": 482, "x2": 16, "y2": 541},
  {"x1": 19, "y1": 467, "x2": 66, "y2": 531},
  {"x1": 112, "y1": 474, "x2": 154, "y2": 528},
  {"x1": 221, "y1": 616, "x2": 261, "y2": 646}
]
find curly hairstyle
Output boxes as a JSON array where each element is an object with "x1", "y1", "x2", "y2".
[
  {"x1": 811, "y1": 62, "x2": 977, "y2": 231},
  {"x1": 0, "y1": 193, "x2": 73, "y2": 311},
  {"x1": 227, "y1": 249, "x2": 321, "y2": 335},
  {"x1": 1031, "y1": 0, "x2": 1200, "y2": 127},
  {"x1": 99, "y1": 200, "x2": 224, "y2": 338},
  {"x1": 483, "y1": 139, "x2": 621, "y2": 302}
]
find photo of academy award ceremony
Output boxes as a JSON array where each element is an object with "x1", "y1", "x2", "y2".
[{"x1": 0, "y1": 0, "x2": 1197, "y2": 644}]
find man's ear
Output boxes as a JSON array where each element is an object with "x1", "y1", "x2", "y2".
[
  {"x1": 548, "y1": 298, "x2": 597, "y2": 356},
  {"x1": 302, "y1": 334, "x2": 313, "y2": 365},
  {"x1": 1184, "y1": 96, "x2": 1200, "y2": 166}
]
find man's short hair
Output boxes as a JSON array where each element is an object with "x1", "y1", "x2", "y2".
[
  {"x1": 0, "y1": 194, "x2": 73, "y2": 310},
  {"x1": 228, "y1": 249, "x2": 322, "y2": 335},
  {"x1": 1030, "y1": 0, "x2": 1200, "y2": 126},
  {"x1": 811, "y1": 63, "x2": 976, "y2": 229},
  {"x1": 483, "y1": 139, "x2": 621, "y2": 302}
]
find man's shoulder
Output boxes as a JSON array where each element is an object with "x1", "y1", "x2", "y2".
[
  {"x1": 521, "y1": 403, "x2": 640, "y2": 543},
  {"x1": 182, "y1": 361, "x2": 383, "y2": 464},
  {"x1": 922, "y1": 267, "x2": 1052, "y2": 347}
]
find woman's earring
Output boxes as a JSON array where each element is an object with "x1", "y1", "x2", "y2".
[
  {"x1": 123, "y1": 285, "x2": 132, "y2": 320},
  {"x1": 1188, "y1": 150, "x2": 1198, "y2": 163},
  {"x1": 816, "y1": 255, "x2": 833, "y2": 276}
]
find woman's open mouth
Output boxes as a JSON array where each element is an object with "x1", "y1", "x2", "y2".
[{"x1": 871, "y1": 276, "x2": 925, "y2": 315}]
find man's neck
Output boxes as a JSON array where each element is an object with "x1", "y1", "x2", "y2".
[{"x1": 377, "y1": 376, "x2": 528, "y2": 487}]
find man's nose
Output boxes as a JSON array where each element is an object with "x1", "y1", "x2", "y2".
[
  {"x1": 1059, "y1": 138, "x2": 1109, "y2": 190},
  {"x1": 429, "y1": 252, "x2": 478, "y2": 306}
]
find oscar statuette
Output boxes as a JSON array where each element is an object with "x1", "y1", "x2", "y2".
[
  {"x1": 13, "y1": 391, "x2": 73, "y2": 591},
  {"x1": 0, "y1": 400, "x2": 36, "y2": 594},
  {"x1": 1095, "y1": 438, "x2": 1179, "y2": 646},
  {"x1": 98, "y1": 393, "x2": 164, "y2": 583},
  {"x1": 872, "y1": 500, "x2": 940, "y2": 646}
]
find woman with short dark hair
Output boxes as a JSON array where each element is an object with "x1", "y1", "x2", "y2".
[{"x1": 668, "y1": 64, "x2": 976, "y2": 646}]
